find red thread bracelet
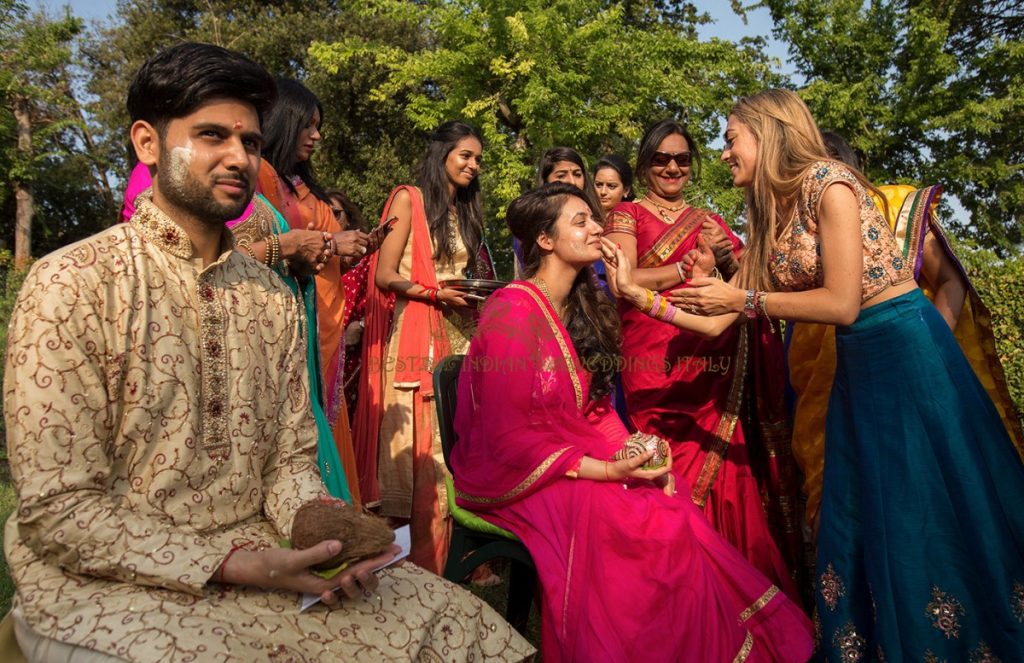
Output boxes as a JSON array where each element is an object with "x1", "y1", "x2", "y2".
[{"x1": 216, "y1": 541, "x2": 251, "y2": 584}]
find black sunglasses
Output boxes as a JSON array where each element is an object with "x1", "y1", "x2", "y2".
[{"x1": 650, "y1": 151, "x2": 692, "y2": 168}]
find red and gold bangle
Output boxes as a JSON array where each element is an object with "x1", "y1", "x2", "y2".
[{"x1": 412, "y1": 282, "x2": 439, "y2": 304}]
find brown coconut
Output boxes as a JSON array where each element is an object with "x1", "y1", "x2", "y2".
[{"x1": 291, "y1": 499, "x2": 396, "y2": 570}]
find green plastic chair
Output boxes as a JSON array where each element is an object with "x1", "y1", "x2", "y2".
[{"x1": 433, "y1": 354, "x2": 536, "y2": 635}]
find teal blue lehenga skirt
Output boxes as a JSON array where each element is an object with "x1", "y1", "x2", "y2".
[{"x1": 815, "y1": 289, "x2": 1024, "y2": 662}]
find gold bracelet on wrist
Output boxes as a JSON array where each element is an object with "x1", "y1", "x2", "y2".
[
  {"x1": 236, "y1": 239, "x2": 256, "y2": 260},
  {"x1": 265, "y1": 234, "x2": 281, "y2": 268},
  {"x1": 710, "y1": 266, "x2": 722, "y2": 280}
]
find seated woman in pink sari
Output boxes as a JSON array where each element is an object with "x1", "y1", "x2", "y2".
[{"x1": 452, "y1": 183, "x2": 812, "y2": 662}]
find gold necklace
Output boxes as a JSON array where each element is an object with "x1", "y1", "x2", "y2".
[
  {"x1": 530, "y1": 277, "x2": 566, "y2": 320},
  {"x1": 642, "y1": 194, "x2": 687, "y2": 224}
]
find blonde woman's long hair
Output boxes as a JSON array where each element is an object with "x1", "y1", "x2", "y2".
[{"x1": 731, "y1": 89, "x2": 883, "y2": 291}]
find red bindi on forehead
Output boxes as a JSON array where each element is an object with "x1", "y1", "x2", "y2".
[{"x1": 233, "y1": 121, "x2": 242, "y2": 130}]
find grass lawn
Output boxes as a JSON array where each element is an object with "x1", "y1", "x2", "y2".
[{"x1": 0, "y1": 475, "x2": 15, "y2": 616}]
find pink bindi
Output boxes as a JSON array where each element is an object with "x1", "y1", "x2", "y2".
[{"x1": 233, "y1": 121, "x2": 242, "y2": 130}]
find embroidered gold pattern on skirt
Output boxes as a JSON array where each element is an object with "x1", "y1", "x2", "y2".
[
  {"x1": 1011, "y1": 581, "x2": 1024, "y2": 622},
  {"x1": 969, "y1": 641, "x2": 1002, "y2": 663},
  {"x1": 731, "y1": 631, "x2": 754, "y2": 663},
  {"x1": 819, "y1": 563, "x2": 846, "y2": 611},
  {"x1": 832, "y1": 622, "x2": 865, "y2": 662},
  {"x1": 925, "y1": 585, "x2": 965, "y2": 639},
  {"x1": 739, "y1": 585, "x2": 779, "y2": 622}
]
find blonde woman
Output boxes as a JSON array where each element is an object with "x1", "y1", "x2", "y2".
[{"x1": 602, "y1": 89, "x2": 1024, "y2": 661}]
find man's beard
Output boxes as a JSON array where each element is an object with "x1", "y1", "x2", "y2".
[{"x1": 157, "y1": 145, "x2": 252, "y2": 225}]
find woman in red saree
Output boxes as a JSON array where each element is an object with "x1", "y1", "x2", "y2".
[
  {"x1": 453, "y1": 183, "x2": 812, "y2": 662},
  {"x1": 604, "y1": 119, "x2": 802, "y2": 598}
]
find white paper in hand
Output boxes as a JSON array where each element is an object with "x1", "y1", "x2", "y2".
[{"x1": 299, "y1": 524, "x2": 411, "y2": 612}]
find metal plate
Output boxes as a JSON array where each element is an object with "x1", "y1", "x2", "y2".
[{"x1": 438, "y1": 279, "x2": 507, "y2": 293}]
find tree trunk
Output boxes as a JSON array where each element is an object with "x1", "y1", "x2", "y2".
[{"x1": 13, "y1": 98, "x2": 33, "y2": 269}]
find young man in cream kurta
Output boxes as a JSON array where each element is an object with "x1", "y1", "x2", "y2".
[{"x1": 2, "y1": 42, "x2": 532, "y2": 663}]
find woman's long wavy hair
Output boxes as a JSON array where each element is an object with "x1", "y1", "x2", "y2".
[
  {"x1": 261, "y1": 78, "x2": 330, "y2": 204},
  {"x1": 731, "y1": 89, "x2": 885, "y2": 291},
  {"x1": 415, "y1": 121, "x2": 484, "y2": 274},
  {"x1": 506, "y1": 183, "x2": 621, "y2": 400}
]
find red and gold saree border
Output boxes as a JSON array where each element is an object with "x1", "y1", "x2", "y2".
[
  {"x1": 690, "y1": 329, "x2": 750, "y2": 507},
  {"x1": 638, "y1": 206, "x2": 708, "y2": 269},
  {"x1": 456, "y1": 446, "x2": 575, "y2": 505}
]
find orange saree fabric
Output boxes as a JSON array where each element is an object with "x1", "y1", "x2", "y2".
[
  {"x1": 256, "y1": 159, "x2": 360, "y2": 504},
  {"x1": 352, "y1": 186, "x2": 452, "y2": 573}
]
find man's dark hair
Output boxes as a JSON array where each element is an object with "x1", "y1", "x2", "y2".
[{"x1": 127, "y1": 42, "x2": 276, "y2": 135}]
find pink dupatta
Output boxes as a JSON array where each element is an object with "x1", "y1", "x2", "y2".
[
  {"x1": 452, "y1": 282, "x2": 603, "y2": 506},
  {"x1": 452, "y1": 281, "x2": 814, "y2": 661}
]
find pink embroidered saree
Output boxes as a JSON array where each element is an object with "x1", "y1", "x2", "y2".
[{"x1": 452, "y1": 282, "x2": 812, "y2": 662}]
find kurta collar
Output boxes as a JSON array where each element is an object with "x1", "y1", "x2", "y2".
[{"x1": 130, "y1": 189, "x2": 235, "y2": 264}]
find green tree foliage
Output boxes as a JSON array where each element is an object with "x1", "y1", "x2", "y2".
[
  {"x1": 82, "y1": 0, "x2": 426, "y2": 221},
  {"x1": 954, "y1": 239, "x2": 1024, "y2": 413},
  {"x1": 0, "y1": 1, "x2": 112, "y2": 261},
  {"x1": 759, "y1": 0, "x2": 1024, "y2": 253},
  {"x1": 310, "y1": 0, "x2": 784, "y2": 274}
]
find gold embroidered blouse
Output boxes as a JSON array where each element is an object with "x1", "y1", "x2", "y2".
[{"x1": 769, "y1": 161, "x2": 911, "y2": 301}]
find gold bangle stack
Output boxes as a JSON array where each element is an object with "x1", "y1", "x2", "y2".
[
  {"x1": 264, "y1": 234, "x2": 281, "y2": 268},
  {"x1": 236, "y1": 239, "x2": 256, "y2": 260},
  {"x1": 643, "y1": 288, "x2": 655, "y2": 311}
]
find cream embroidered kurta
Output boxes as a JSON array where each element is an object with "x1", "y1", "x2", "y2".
[{"x1": 3, "y1": 196, "x2": 533, "y2": 662}]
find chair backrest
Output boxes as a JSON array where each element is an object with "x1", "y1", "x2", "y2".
[{"x1": 432, "y1": 354, "x2": 466, "y2": 473}]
